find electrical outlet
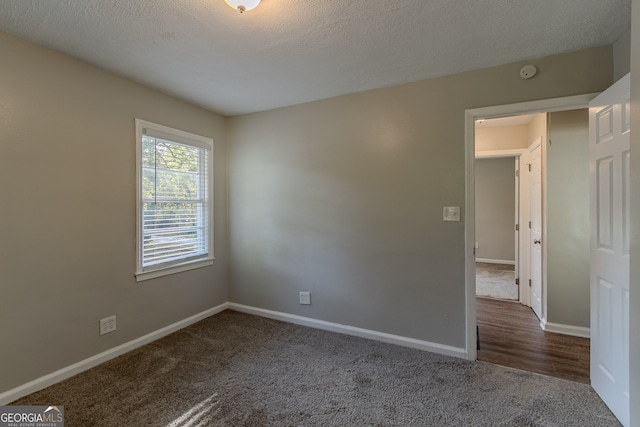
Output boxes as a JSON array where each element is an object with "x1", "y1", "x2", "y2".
[
  {"x1": 100, "y1": 316, "x2": 116, "y2": 335},
  {"x1": 299, "y1": 291, "x2": 311, "y2": 305}
]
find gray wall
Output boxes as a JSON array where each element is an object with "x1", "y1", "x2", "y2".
[
  {"x1": 0, "y1": 25, "x2": 629, "y2": 401},
  {"x1": 629, "y1": 0, "x2": 639, "y2": 423},
  {"x1": 227, "y1": 46, "x2": 613, "y2": 348},
  {"x1": 614, "y1": 27, "x2": 631, "y2": 82},
  {"x1": 546, "y1": 109, "x2": 590, "y2": 328},
  {"x1": 475, "y1": 158, "x2": 515, "y2": 262},
  {"x1": 0, "y1": 32, "x2": 229, "y2": 393}
]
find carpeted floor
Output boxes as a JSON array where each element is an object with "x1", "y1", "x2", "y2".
[
  {"x1": 476, "y1": 262, "x2": 518, "y2": 300},
  {"x1": 12, "y1": 310, "x2": 619, "y2": 426}
]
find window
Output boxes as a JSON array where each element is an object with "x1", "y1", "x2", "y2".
[{"x1": 135, "y1": 119, "x2": 214, "y2": 281}]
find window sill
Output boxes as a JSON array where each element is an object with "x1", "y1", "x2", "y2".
[{"x1": 135, "y1": 258, "x2": 215, "y2": 282}]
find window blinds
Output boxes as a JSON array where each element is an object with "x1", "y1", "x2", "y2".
[{"x1": 141, "y1": 134, "x2": 210, "y2": 270}]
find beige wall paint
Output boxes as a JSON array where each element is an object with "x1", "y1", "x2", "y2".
[
  {"x1": 475, "y1": 125, "x2": 528, "y2": 152},
  {"x1": 227, "y1": 46, "x2": 613, "y2": 348},
  {"x1": 0, "y1": 32, "x2": 228, "y2": 393},
  {"x1": 629, "y1": 0, "x2": 639, "y2": 424},
  {"x1": 527, "y1": 113, "x2": 548, "y2": 147},
  {"x1": 475, "y1": 158, "x2": 515, "y2": 262},
  {"x1": 546, "y1": 109, "x2": 590, "y2": 328}
]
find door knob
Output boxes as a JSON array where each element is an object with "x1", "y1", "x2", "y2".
[{"x1": 533, "y1": 239, "x2": 541, "y2": 244}]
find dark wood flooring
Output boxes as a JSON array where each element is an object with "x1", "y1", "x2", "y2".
[{"x1": 477, "y1": 297, "x2": 590, "y2": 384}]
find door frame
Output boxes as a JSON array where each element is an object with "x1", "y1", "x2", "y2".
[
  {"x1": 475, "y1": 150, "x2": 526, "y2": 304},
  {"x1": 464, "y1": 93, "x2": 599, "y2": 360}
]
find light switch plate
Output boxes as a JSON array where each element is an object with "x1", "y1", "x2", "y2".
[
  {"x1": 299, "y1": 291, "x2": 311, "y2": 305},
  {"x1": 443, "y1": 206, "x2": 460, "y2": 222}
]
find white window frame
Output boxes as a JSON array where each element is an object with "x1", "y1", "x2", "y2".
[{"x1": 135, "y1": 119, "x2": 214, "y2": 282}]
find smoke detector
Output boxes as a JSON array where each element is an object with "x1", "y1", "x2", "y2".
[{"x1": 520, "y1": 65, "x2": 537, "y2": 79}]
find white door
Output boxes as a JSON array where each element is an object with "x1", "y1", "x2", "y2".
[
  {"x1": 519, "y1": 148, "x2": 532, "y2": 307},
  {"x1": 590, "y1": 74, "x2": 630, "y2": 427},
  {"x1": 529, "y1": 138, "x2": 543, "y2": 319}
]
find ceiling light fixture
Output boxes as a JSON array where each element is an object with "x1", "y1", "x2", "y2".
[{"x1": 224, "y1": 0, "x2": 261, "y2": 13}]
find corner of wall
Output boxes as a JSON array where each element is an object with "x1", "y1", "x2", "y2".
[{"x1": 613, "y1": 27, "x2": 632, "y2": 82}]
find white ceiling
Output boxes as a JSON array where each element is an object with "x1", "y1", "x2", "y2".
[{"x1": 0, "y1": 0, "x2": 631, "y2": 116}]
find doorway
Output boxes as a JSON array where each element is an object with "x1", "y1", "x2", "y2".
[
  {"x1": 469, "y1": 102, "x2": 593, "y2": 384},
  {"x1": 474, "y1": 155, "x2": 518, "y2": 301},
  {"x1": 473, "y1": 114, "x2": 544, "y2": 307},
  {"x1": 464, "y1": 94, "x2": 597, "y2": 360}
]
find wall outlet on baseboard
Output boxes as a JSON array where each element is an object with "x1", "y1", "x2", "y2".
[
  {"x1": 100, "y1": 316, "x2": 116, "y2": 335},
  {"x1": 299, "y1": 291, "x2": 311, "y2": 305}
]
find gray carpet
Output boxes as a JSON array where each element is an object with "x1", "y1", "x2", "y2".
[
  {"x1": 476, "y1": 262, "x2": 518, "y2": 300},
  {"x1": 12, "y1": 310, "x2": 619, "y2": 426}
]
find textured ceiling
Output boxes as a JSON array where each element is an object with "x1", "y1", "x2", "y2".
[{"x1": 0, "y1": 0, "x2": 631, "y2": 116}]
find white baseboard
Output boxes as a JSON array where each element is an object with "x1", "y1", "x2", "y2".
[
  {"x1": 475, "y1": 258, "x2": 515, "y2": 265},
  {"x1": 541, "y1": 321, "x2": 590, "y2": 338},
  {"x1": 2, "y1": 301, "x2": 469, "y2": 405},
  {"x1": 0, "y1": 303, "x2": 229, "y2": 405},
  {"x1": 227, "y1": 303, "x2": 467, "y2": 359}
]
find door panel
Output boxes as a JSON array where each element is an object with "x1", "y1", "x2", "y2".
[
  {"x1": 596, "y1": 156, "x2": 614, "y2": 249},
  {"x1": 596, "y1": 278, "x2": 614, "y2": 379},
  {"x1": 590, "y1": 73, "x2": 630, "y2": 427},
  {"x1": 623, "y1": 150, "x2": 630, "y2": 255}
]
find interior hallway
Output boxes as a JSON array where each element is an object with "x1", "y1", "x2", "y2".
[
  {"x1": 476, "y1": 297, "x2": 590, "y2": 384},
  {"x1": 476, "y1": 262, "x2": 518, "y2": 300}
]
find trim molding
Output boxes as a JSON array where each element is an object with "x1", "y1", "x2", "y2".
[
  {"x1": 228, "y1": 303, "x2": 466, "y2": 359},
  {"x1": 475, "y1": 149, "x2": 526, "y2": 159},
  {"x1": 542, "y1": 321, "x2": 590, "y2": 338},
  {"x1": 475, "y1": 258, "x2": 515, "y2": 265},
  {"x1": 0, "y1": 303, "x2": 229, "y2": 405}
]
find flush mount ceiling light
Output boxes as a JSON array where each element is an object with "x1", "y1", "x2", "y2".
[{"x1": 224, "y1": 0, "x2": 261, "y2": 13}]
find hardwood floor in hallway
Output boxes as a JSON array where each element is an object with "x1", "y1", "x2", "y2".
[{"x1": 476, "y1": 297, "x2": 590, "y2": 384}]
